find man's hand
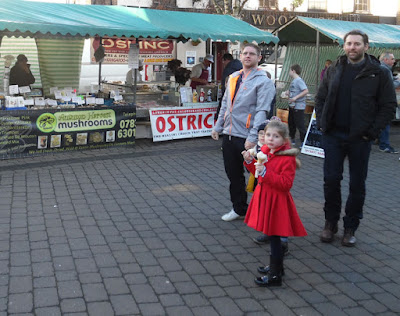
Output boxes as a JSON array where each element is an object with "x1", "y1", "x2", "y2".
[
  {"x1": 244, "y1": 140, "x2": 256, "y2": 150},
  {"x1": 241, "y1": 150, "x2": 252, "y2": 162},
  {"x1": 211, "y1": 130, "x2": 219, "y2": 140}
]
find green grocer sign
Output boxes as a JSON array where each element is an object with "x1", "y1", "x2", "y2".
[{"x1": 37, "y1": 109, "x2": 116, "y2": 133}]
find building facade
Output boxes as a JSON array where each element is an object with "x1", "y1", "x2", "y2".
[{"x1": 113, "y1": 0, "x2": 398, "y2": 30}]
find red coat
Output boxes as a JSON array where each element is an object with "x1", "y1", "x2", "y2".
[{"x1": 244, "y1": 143, "x2": 307, "y2": 237}]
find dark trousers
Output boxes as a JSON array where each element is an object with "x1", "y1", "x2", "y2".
[
  {"x1": 322, "y1": 131, "x2": 372, "y2": 231},
  {"x1": 288, "y1": 108, "x2": 306, "y2": 142},
  {"x1": 222, "y1": 135, "x2": 248, "y2": 216}
]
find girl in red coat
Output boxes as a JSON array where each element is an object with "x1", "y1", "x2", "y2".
[{"x1": 242, "y1": 119, "x2": 307, "y2": 287}]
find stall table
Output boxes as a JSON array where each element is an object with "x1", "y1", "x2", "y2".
[{"x1": 0, "y1": 105, "x2": 136, "y2": 159}]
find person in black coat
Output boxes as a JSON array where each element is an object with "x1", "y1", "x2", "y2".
[
  {"x1": 215, "y1": 53, "x2": 242, "y2": 119},
  {"x1": 315, "y1": 30, "x2": 396, "y2": 247},
  {"x1": 9, "y1": 54, "x2": 35, "y2": 87}
]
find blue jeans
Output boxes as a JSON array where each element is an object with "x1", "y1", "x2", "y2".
[
  {"x1": 379, "y1": 125, "x2": 390, "y2": 149},
  {"x1": 322, "y1": 131, "x2": 372, "y2": 231}
]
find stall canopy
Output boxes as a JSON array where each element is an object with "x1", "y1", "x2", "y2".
[
  {"x1": 275, "y1": 16, "x2": 400, "y2": 48},
  {"x1": 273, "y1": 16, "x2": 400, "y2": 109},
  {"x1": 0, "y1": 0, "x2": 278, "y2": 44}
]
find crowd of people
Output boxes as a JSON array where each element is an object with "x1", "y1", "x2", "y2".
[{"x1": 211, "y1": 30, "x2": 397, "y2": 287}]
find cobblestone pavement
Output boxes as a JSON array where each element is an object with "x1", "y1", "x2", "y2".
[{"x1": 0, "y1": 125, "x2": 399, "y2": 316}]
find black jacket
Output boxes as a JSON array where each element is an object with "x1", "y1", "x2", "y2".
[
  {"x1": 221, "y1": 59, "x2": 242, "y2": 92},
  {"x1": 315, "y1": 54, "x2": 396, "y2": 140},
  {"x1": 9, "y1": 63, "x2": 35, "y2": 87}
]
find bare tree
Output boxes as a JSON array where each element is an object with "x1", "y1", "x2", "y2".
[
  {"x1": 208, "y1": 0, "x2": 250, "y2": 16},
  {"x1": 291, "y1": 0, "x2": 303, "y2": 11}
]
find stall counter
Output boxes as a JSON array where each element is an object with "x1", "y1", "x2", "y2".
[{"x1": 0, "y1": 105, "x2": 136, "y2": 159}]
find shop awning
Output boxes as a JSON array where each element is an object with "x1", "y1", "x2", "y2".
[
  {"x1": 274, "y1": 16, "x2": 400, "y2": 48},
  {"x1": 0, "y1": 0, "x2": 278, "y2": 44}
]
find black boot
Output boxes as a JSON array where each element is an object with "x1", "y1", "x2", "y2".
[
  {"x1": 255, "y1": 256, "x2": 283, "y2": 287},
  {"x1": 257, "y1": 258, "x2": 285, "y2": 276},
  {"x1": 341, "y1": 228, "x2": 356, "y2": 247},
  {"x1": 320, "y1": 220, "x2": 338, "y2": 243}
]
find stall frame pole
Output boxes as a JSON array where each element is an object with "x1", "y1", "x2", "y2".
[
  {"x1": 274, "y1": 30, "x2": 279, "y2": 83},
  {"x1": 98, "y1": 37, "x2": 102, "y2": 92},
  {"x1": 316, "y1": 31, "x2": 320, "y2": 91}
]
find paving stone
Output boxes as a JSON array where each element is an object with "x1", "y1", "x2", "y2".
[
  {"x1": 137, "y1": 302, "x2": 165, "y2": 315},
  {"x1": 210, "y1": 297, "x2": 243, "y2": 316},
  {"x1": 34, "y1": 287, "x2": 59, "y2": 307},
  {"x1": 104, "y1": 278, "x2": 130, "y2": 295},
  {"x1": 110, "y1": 295, "x2": 140, "y2": 315},
  {"x1": 9, "y1": 276, "x2": 33, "y2": 293},
  {"x1": 87, "y1": 301, "x2": 114, "y2": 316},
  {"x1": 8, "y1": 293, "x2": 33, "y2": 314},
  {"x1": 82, "y1": 283, "x2": 108, "y2": 302},
  {"x1": 159, "y1": 293, "x2": 185, "y2": 307},
  {"x1": 35, "y1": 307, "x2": 62, "y2": 316},
  {"x1": 129, "y1": 284, "x2": 158, "y2": 303},
  {"x1": 58, "y1": 280, "x2": 83, "y2": 299},
  {"x1": 60, "y1": 298, "x2": 86, "y2": 313}
]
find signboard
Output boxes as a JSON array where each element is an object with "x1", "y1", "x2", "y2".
[
  {"x1": 90, "y1": 38, "x2": 175, "y2": 64},
  {"x1": 149, "y1": 105, "x2": 217, "y2": 142},
  {"x1": 0, "y1": 106, "x2": 135, "y2": 159},
  {"x1": 242, "y1": 10, "x2": 380, "y2": 30},
  {"x1": 301, "y1": 109, "x2": 324, "y2": 158},
  {"x1": 128, "y1": 43, "x2": 140, "y2": 69}
]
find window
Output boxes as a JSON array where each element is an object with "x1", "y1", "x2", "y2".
[
  {"x1": 308, "y1": 0, "x2": 327, "y2": 11},
  {"x1": 354, "y1": 0, "x2": 370, "y2": 13},
  {"x1": 259, "y1": 0, "x2": 278, "y2": 9}
]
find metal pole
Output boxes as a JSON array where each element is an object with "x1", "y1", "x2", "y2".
[
  {"x1": 98, "y1": 37, "x2": 102, "y2": 92},
  {"x1": 274, "y1": 30, "x2": 279, "y2": 82},
  {"x1": 133, "y1": 69, "x2": 137, "y2": 105},
  {"x1": 316, "y1": 31, "x2": 320, "y2": 91}
]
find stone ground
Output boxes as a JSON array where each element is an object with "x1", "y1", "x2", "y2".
[{"x1": 0, "y1": 124, "x2": 399, "y2": 316}]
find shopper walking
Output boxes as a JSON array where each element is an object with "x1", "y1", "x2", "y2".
[
  {"x1": 378, "y1": 52, "x2": 399, "y2": 154},
  {"x1": 287, "y1": 64, "x2": 309, "y2": 147}
]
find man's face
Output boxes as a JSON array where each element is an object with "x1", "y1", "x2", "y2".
[
  {"x1": 204, "y1": 59, "x2": 212, "y2": 67},
  {"x1": 240, "y1": 46, "x2": 261, "y2": 69},
  {"x1": 343, "y1": 34, "x2": 369, "y2": 63},
  {"x1": 383, "y1": 54, "x2": 395, "y2": 68},
  {"x1": 222, "y1": 58, "x2": 229, "y2": 68}
]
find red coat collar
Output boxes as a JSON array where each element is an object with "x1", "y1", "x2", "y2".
[{"x1": 261, "y1": 142, "x2": 292, "y2": 155}]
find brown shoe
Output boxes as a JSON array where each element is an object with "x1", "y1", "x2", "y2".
[
  {"x1": 342, "y1": 228, "x2": 356, "y2": 247},
  {"x1": 320, "y1": 221, "x2": 338, "y2": 243}
]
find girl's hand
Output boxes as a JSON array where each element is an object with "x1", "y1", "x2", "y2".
[{"x1": 255, "y1": 162, "x2": 266, "y2": 175}]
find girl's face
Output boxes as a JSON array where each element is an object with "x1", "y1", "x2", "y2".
[
  {"x1": 258, "y1": 130, "x2": 266, "y2": 144},
  {"x1": 264, "y1": 127, "x2": 285, "y2": 150}
]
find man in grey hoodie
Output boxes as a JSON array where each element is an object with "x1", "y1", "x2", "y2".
[{"x1": 212, "y1": 43, "x2": 276, "y2": 221}]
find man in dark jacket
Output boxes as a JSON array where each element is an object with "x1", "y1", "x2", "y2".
[
  {"x1": 9, "y1": 54, "x2": 35, "y2": 87},
  {"x1": 315, "y1": 30, "x2": 396, "y2": 247},
  {"x1": 215, "y1": 53, "x2": 242, "y2": 119}
]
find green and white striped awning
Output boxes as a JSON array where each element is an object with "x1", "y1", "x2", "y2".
[{"x1": 275, "y1": 16, "x2": 400, "y2": 48}]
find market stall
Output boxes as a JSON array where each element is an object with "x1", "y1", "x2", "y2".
[
  {"x1": 274, "y1": 17, "x2": 400, "y2": 99},
  {"x1": 0, "y1": 0, "x2": 278, "y2": 158},
  {"x1": 273, "y1": 17, "x2": 400, "y2": 157}
]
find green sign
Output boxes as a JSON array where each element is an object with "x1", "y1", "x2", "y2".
[{"x1": 36, "y1": 109, "x2": 116, "y2": 133}]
